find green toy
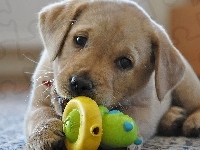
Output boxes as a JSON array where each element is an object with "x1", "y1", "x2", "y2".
[
  {"x1": 62, "y1": 96, "x2": 142, "y2": 150},
  {"x1": 63, "y1": 109, "x2": 80, "y2": 143},
  {"x1": 99, "y1": 106, "x2": 142, "y2": 148}
]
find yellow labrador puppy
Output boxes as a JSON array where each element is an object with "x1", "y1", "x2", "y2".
[{"x1": 25, "y1": 0, "x2": 200, "y2": 149}]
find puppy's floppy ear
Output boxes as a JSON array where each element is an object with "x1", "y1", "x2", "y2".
[
  {"x1": 38, "y1": 1, "x2": 88, "y2": 61},
  {"x1": 152, "y1": 24, "x2": 186, "y2": 101}
]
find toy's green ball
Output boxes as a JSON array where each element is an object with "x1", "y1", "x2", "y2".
[
  {"x1": 99, "y1": 108, "x2": 139, "y2": 148},
  {"x1": 63, "y1": 109, "x2": 80, "y2": 143}
]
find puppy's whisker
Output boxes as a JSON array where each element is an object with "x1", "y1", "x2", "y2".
[
  {"x1": 24, "y1": 70, "x2": 47, "y2": 74},
  {"x1": 43, "y1": 76, "x2": 49, "y2": 78},
  {"x1": 35, "y1": 71, "x2": 54, "y2": 80},
  {"x1": 36, "y1": 69, "x2": 53, "y2": 72},
  {"x1": 24, "y1": 72, "x2": 35, "y2": 75},
  {"x1": 44, "y1": 72, "x2": 53, "y2": 75},
  {"x1": 43, "y1": 94, "x2": 50, "y2": 101},
  {"x1": 35, "y1": 74, "x2": 53, "y2": 81},
  {"x1": 23, "y1": 54, "x2": 52, "y2": 69},
  {"x1": 118, "y1": 102, "x2": 127, "y2": 110},
  {"x1": 36, "y1": 71, "x2": 54, "y2": 74},
  {"x1": 34, "y1": 83, "x2": 44, "y2": 89},
  {"x1": 111, "y1": 95, "x2": 117, "y2": 101},
  {"x1": 36, "y1": 76, "x2": 44, "y2": 81},
  {"x1": 100, "y1": 100, "x2": 107, "y2": 107},
  {"x1": 50, "y1": 98, "x2": 56, "y2": 107},
  {"x1": 43, "y1": 87, "x2": 50, "y2": 94},
  {"x1": 37, "y1": 88, "x2": 51, "y2": 103}
]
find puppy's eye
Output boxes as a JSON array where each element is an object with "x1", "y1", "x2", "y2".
[
  {"x1": 115, "y1": 57, "x2": 133, "y2": 70},
  {"x1": 73, "y1": 36, "x2": 88, "y2": 48}
]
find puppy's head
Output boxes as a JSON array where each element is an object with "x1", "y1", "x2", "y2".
[{"x1": 39, "y1": 0, "x2": 185, "y2": 109}]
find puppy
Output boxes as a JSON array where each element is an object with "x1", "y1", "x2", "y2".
[{"x1": 25, "y1": 0, "x2": 200, "y2": 149}]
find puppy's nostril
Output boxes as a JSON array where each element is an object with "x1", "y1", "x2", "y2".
[
  {"x1": 71, "y1": 77, "x2": 78, "y2": 89},
  {"x1": 70, "y1": 76, "x2": 93, "y2": 96}
]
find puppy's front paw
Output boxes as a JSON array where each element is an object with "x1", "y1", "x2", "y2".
[
  {"x1": 26, "y1": 119, "x2": 66, "y2": 150},
  {"x1": 158, "y1": 106, "x2": 187, "y2": 136},
  {"x1": 183, "y1": 109, "x2": 200, "y2": 137}
]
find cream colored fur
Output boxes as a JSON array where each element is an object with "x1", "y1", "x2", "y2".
[{"x1": 25, "y1": 0, "x2": 200, "y2": 149}]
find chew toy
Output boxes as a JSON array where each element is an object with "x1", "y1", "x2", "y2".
[
  {"x1": 62, "y1": 96, "x2": 142, "y2": 150},
  {"x1": 62, "y1": 96, "x2": 102, "y2": 150}
]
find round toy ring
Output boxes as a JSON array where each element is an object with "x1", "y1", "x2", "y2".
[{"x1": 62, "y1": 96, "x2": 102, "y2": 150}]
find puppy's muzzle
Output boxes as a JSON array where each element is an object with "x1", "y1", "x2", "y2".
[{"x1": 70, "y1": 75, "x2": 94, "y2": 97}]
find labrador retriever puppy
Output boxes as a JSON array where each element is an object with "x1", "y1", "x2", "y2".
[{"x1": 25, "y1": 0, "x2": 200, "y2": 149}]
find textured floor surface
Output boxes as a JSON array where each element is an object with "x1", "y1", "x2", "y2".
[{"x1": 0, "y1": 90, "x2": 200, "y2": 150}]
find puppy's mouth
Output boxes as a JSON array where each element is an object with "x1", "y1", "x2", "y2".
[
  {"x1": 43, "y1": 80, "x2": 111, "y2": 112},
  {"x1": 56, "y1": 94, "x2": 70, "y2": 112},
  {"x1": 44, "y1": 80, "x2": 127, "y2": 112},
  {"x1": 56, "y1": 93, "x2": 127, "y2": 114},
  {"x1": 55, "y1": 91, "x2": 97, "y2": 113}
]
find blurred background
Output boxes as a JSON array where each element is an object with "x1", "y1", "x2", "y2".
[{"x1": 0, "y1": 0, "x2": 199, "y2": 91}]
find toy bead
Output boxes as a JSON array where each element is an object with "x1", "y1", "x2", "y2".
[
  {"x1": 62, "y1": 96, "x2": 102, "y2": 150},
  {"x1": 124, "y1": 121, "x2": 134, "y2": 132},
  {"x1": 134, "y1": 138, "x2": 143, "y2": 145}
]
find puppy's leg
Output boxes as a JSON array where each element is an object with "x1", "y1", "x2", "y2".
[
  {"x1": 26, "y1": 109, "x2": 65, "y2": 150},
  {"x1": 26, "y1": 87, "x2": 66, "y2": 150},
  {"x1": 158, "y1": 106, "x2": 187, "y2": 136},
  {"x1": 172, "y1": 62, "x2": 200, "y2": 137},
  {"x1": 183, "y1": 109, "x2": 200, "y2": 137},
  {"x1": 25, "y1": 51, "x2": 66, "y2": 150}
]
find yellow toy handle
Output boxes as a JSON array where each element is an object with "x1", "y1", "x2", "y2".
[{"x1": 62, "y1": 96, "x2": 102, "y2": 150}]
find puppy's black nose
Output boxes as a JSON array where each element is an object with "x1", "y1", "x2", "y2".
[{"x1": 70, "y1": 75, "x2": 94, "y2": 96}]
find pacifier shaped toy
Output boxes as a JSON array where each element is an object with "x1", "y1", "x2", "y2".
[
  {"x1": 62, "y1": 96, "x2": 142, "y2": 150},
  {"x1": 62, "y1": 96, "x2": 102, "y2": 150}
]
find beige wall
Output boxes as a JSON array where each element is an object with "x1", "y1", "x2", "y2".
[
  {"x1": 0, "y1": 0, "x2": 188, "y2": 84},
  {"x1": 0, "y1": 0, "x2": 188, "y2": 46},
  {"x1": 135, "y1": 0, "x2": 187, "y2": 30}
]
